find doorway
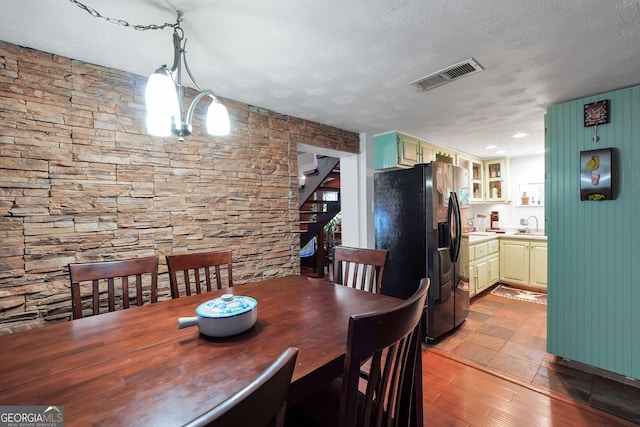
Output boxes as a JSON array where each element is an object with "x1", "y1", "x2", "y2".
[{"x1": 297, "y1": 142, "x2": 360, "y2": 248}]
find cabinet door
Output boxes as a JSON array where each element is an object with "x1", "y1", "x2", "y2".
[
  {"x1": 474, "y1": 259, "x2": 489, "y2": 293},
  {"x1": 469, "y1": 261, "x2": 482, "y2": 297},
  {"x1": 419, "y1": 141, "x2": 434, "y2": 164},
  {"x1": 484, "y1": 158, "x2": 508, "y2": 202},
  {"x1": 398, "y1": 134, "x2": 420, "y2": 167},
  {"x1": 468, "y1": 262, "x2": 476, "y2": 297},
  {"x1": 530, "y1": 241, "x2": 548, "y2": 289},
  {"x1": 471, "y1": 160, "x2": 484, "y2": 202},
  {"x1": 487, "y1": 253, "x2": 500, "y2": 286},
  {"x1": 374, "y1": 132, "x2": 420, "y2": 169},
  {"x1": 500, "y1": 240, "x2": 529, "y2": 285},
  {"x1": 373, "y1": 132, "x2": 399, "y2": 169}
]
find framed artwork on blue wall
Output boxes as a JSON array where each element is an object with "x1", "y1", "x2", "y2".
[
  {"x1": 580, "y1": 148, "x2": 613, "y2": 201},
  {"x1": 584, "y1": 100, "x2": 610, "y2": 127}
]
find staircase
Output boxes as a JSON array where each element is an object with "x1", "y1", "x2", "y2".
[{"x1": 299, "y1": 156, "x2": 341, "y2": 277}]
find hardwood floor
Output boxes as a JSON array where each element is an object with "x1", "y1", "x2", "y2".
[
  {"x1": 422, "y1": 287, "x2": 640, "y2": 426},
  {"x1": 295, "y1": 272, "x2": 639, "y2": 425},
  {"x1": 422, "y1": 349, "x2": 636, "y2": 426}
]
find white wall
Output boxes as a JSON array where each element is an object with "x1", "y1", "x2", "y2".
[
  {"x1": 343, "y1": 133, "x2": 376, "y2": 248},
  {"x1": 362, "y1": 133, "x2": 376, "y2": 249},
  {"x1": 340, "y1": 152, "x2": 361, "y2": 247}
]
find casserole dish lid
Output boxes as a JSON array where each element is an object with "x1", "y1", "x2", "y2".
[{"x1": 195, "y1": 294, "x2": 257, "y2": 318}]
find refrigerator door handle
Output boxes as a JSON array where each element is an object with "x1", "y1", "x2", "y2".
[{"x1": 449, "y1": 192, "x2": 462, "y2": 263}]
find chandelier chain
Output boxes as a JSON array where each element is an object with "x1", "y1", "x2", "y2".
[{"x1": 68, "y1": 0, "x2": 179, "y2": 31}]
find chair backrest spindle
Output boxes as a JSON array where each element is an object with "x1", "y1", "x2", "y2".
[
  {"x1": 69, "y1": 256, "x2": 159, "y2": 319},
  {"x1": 166, "y1": 250, "x2": 234, "y2": 299},
  {"x1": 332, "y1": 246, "x2": 389, "y2": 294}
]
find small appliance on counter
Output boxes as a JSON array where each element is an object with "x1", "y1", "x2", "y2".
[
  {"x1": 489, "y1": 211, "x2": 500, "y2": 230},
  {"x1": 476, "y1": 214, "x2": 486, "y2": 230}
]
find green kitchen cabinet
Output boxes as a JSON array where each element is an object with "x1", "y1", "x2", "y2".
[{"x1": 374, "y1": 131, "x2": 434, "y2": 169}]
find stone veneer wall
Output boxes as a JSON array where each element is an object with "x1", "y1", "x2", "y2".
[{"x1": 0, "y1": 40, "x2": 359, "y2": 334}]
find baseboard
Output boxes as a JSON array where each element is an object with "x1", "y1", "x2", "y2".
[{"x1": 556, "y1": 357, "x2": 640, "y2": 390}]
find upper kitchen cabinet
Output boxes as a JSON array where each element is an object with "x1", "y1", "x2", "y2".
[
  {"x1": 484, "y1": 158, "x2": 510, "y2": 203},
  {"x1": 374, "y1": 131, "x2": 434, "y2": 169},
  {"x1": 419, "y1": 140, "x2": 435, "y2": 164},
  {"x1": 457, "y1": 155, "x2": 484, "y2": 203}
]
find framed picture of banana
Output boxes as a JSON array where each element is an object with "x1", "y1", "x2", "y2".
[{"x1": 580, "y1": 148, "x2": 613, "y2": 201}]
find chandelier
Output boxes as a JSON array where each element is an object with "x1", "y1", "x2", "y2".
[
  {"x1": 68, "y1": 2, "x2": 230, "y2": 140},
  {"x1": 145, "y1": 11, "x2": 230, "y2": 140}
]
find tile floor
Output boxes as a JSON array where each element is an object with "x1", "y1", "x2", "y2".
[{"x1": 430, "y1": 286, "x2": 640, "y2": 424}]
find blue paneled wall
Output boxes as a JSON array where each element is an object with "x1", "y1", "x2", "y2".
[{"x1": 546, "y1": 85, "x2": 640, "y2": 379}]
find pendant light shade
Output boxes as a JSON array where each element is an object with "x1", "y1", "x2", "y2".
[
  {"x1": 145, "y1": 67, "x2": 181, "y2": 137},
  {"x1": 146, "y1": 111, "x2": 172, "y2": 137},
  {"x1": 207, "y1": 102, "x2": 230, "y2": 136},
  {"x1": 144, "y1": 11, "x2": 230, "y2": 140}
]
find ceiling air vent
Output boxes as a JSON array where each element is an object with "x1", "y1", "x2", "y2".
[{"x1": 410, "y1": 58, "x2": 484, "y2": 92}]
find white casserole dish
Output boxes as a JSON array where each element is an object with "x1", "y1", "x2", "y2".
[{"x1": 178, "y1": 294, "x2": 258, "y2": 337}]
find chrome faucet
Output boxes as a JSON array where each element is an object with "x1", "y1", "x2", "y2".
[{"x1": 520, "y1": 216, "x2": 539, "y2": 233}]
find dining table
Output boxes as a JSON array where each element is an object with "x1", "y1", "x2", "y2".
[{"x1": 0, "y1": 275, "x2": 406, "y2": 426}]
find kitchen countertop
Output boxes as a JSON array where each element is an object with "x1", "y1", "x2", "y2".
[{"x1": 464, "y1": 231, "x2": 547, "y2": 243}]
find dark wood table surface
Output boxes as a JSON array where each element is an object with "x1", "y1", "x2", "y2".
[{"x1": 0, "y1": 275, "x2": 402, "y2": 426}]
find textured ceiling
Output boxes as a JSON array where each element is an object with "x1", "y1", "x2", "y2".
[{"x1": 2, "y1": 0, "x2": 640, "y2": 158}]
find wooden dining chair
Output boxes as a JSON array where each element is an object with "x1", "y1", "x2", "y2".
[
  {"x1": 332, "y1": 246, "x2": 389, "y2": 294},
  {"x1": 286, "y1": 278, "x2": 429, "y2": 427},
  {"x1": 68, "y1": 256, "x2": 159, "y2": 319},
  {"x1": 166, "y1": 250, "x2": 233, "y2": 299},
  {"x1": 184, "y1": 347, "x2": 298, "y2": 427}
]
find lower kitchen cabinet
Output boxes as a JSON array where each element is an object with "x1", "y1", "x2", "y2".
[
  {"x1": 488, "y1": 250, "x2": 500, "y2": 285},
  {"x1": 529, "y1": 241, "x2": 548, "y2": 288},
  {"x1": 499, "y1": 238, "x2": 547, "y2": 289},
  {"x1": 469, "y1": 238, "x2": 499, "y2": 297}
]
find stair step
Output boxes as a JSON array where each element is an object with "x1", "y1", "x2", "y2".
[
  {"x1": 301, "y1": 201, "x2": 338, "y2": 206},
  {"x1": 298, "y1": 156, "x2": 340, "y2": 251}
]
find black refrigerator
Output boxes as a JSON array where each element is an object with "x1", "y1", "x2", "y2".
[{"x1": 374, "y1": 162, "x2": 469, "y2": 343}]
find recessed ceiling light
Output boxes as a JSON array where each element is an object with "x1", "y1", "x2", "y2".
[
  {"x1": 512, "y1": 132, "x2": 529, "y2": 138},
  {"x1": 485, "y1": 145, "x2": 496, "y2": 150},
  {"x1": 496, "y1": 150, "x2": 506, "y2": 154}
]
